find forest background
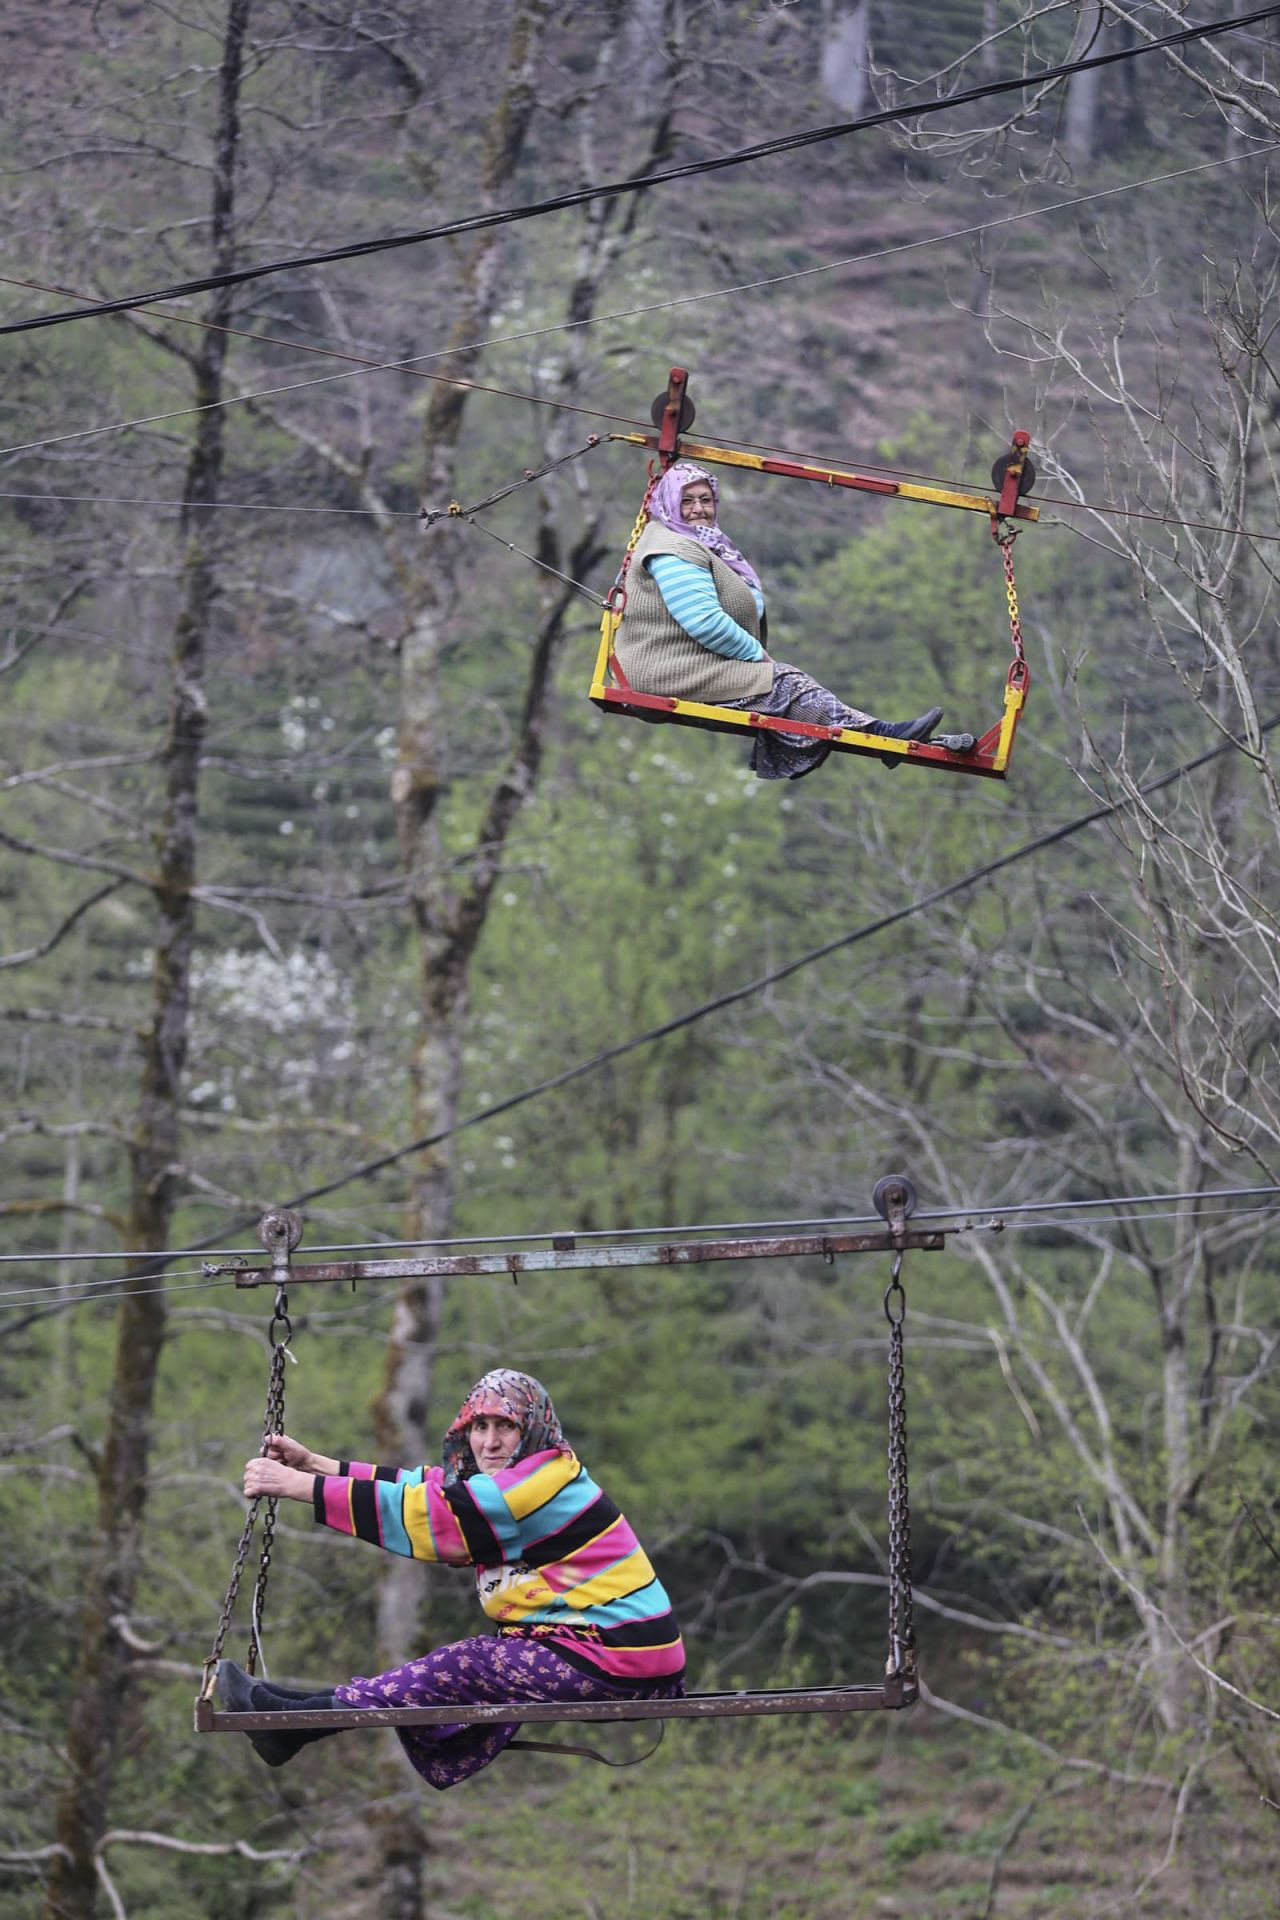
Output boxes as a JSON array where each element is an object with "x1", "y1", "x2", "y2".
[{"x1": 2, "y1": 3, "x2": 1278, "y2": 1918}]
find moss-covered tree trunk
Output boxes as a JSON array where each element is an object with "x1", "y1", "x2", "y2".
[
  {"x1": 370, "y1": 6, "x2": 678, "y2": 1910},
  {"x1": 369, "y1": 11, "x2": 550, "y2": 1915},
  {"x1": 41, "y1": 4, "x2": 251, "y2": 1912}
]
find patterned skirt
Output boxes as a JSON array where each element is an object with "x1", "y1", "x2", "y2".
[
  {"x1": 725, "y1": 660, "x2": 875, "y2": 781},
  {"x1": 336, "y1": 1633, "x2": 685, "y2": 1790}
]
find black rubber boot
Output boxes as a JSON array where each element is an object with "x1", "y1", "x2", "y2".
[
  {"x1": 859, "y1": 706, "x2": 944, "y2": 768},
  {"x1": 216, "y1": 1660, "x2": 342, "y2": 1768},
  {"x1": 861, "y1": 706, "x2": 944, "y2": 742}
]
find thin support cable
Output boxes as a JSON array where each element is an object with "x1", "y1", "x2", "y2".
[
  {"x1": 1, "y1": 721, "x2": 1276, "y2": 1283},
  {"x1": 0, "y1": 439, "x2": 609, "y2": 532},
  {"x1": 0, "y1": 489, "x2": 417, "y2": 519},
  {"x1": 259, "y1": 713, "x2": 1280, "y2": 1217},
  {"x1": 3, "y1": 1185, "x2": 1278, "y2": 1274},
  {"x1": 1, "y1": 1193, "x2": 1278, "y2": 1317},
  {"x1": 451, "y1": 514, "x2": 605, "y2": 606},
  {"x1": 420, "y1": 433, "x2": 604, "y2": 523},
  {"x1": 2, "y1": 5, "x2": 1274, "y2": 336}
]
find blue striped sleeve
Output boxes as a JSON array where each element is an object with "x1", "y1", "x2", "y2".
[
  {"x1": 465, "y1": 1471, "x2": 524, "y2": 1560},
  {"x1": 514, "y1": 1474, "x2": 600, "y2": 1549},
  {"x1": 647, "y1": 554, "x2": 766, "y2": 661},
  {"x1": 375, "y1": 1481, "x2": 413, "y2": 1557}
]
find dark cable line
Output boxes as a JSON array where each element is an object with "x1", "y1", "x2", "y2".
[
  {"x1": 239, "y1": 713, "x2": 1280, "y2": 1217},
  {"x1": 2, "y1": 6, "x2": 1275, "y2": 339},
  {"x1": 8, "y1": 715, "x2": 1272, "y2": 1308},
  {"x1": 2, "y1": 1186, "x2": 1277, "y2": 1285},
  {"x1": 5, "y1": 139, "x2": 1275, "y2": 477},
  {"x1": 0, "y1": 1193, "x2": 1274, "y2": 1344},
  {"x1": 4, "y1": 735, "x2": 1275, "y2": 1290}
]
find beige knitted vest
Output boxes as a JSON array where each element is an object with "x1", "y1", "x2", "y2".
[{"x1": 613, "y1": 522, "x2": 774, "y2": 705}]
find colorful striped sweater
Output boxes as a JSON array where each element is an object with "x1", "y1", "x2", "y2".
[{"x1": 312, "y1": 1448, "x2": 685, "y2": 1687}]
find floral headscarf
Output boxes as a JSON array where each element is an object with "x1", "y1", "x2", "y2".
[
  {"x1": 442, "y1": 1368, "x2": 566, "y2": 1481},
  {"x1": 647, "y1": 461, "x2": 762, "y2": 593}
]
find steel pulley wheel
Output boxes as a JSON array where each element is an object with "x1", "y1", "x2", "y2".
[
  {"x1": 872, "y1": 1174, "x2": 918, "y2": 1223},
  {"x1": 650, "y1": 390, "x2": 696, "y2": 434},
  {"x1": 257, "y1": 1208, "x2": 304, "y2": 1253},
  {"x1": 990, "y1": 450, "x2": 1037, "y2": 497}
]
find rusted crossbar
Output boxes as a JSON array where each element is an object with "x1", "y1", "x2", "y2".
[
  {"x1": 209, "y1": 1228, "x2": 945, "y2": 1289},
  {"x1": 195, "y1": 1677, "x2": 916, "y2": 1734}
]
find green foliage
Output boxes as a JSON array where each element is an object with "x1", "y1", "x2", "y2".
[{"x1": 882, "y1": 1810, "x2": 946, "y2": 1863}]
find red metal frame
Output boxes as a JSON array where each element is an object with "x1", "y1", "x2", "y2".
[
  {"x1": 656, "y1": 366, "x2": 689, "y2": 461},
  {"x1": 592, "y1": 371, "x2": 1032, "y2": 778},
  {"x1": 996, "y1": 430, "x2": 1032, "y2": 520},
  {"x1": 591, "y1": 682, "x2": 1019, "y2": 778}
]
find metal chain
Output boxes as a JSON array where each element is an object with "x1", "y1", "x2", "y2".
[
  {"x1": 992, "y1": 520, "x2": 1026, "y2": 669},
  {"x1": 198, "y1": 1283, "x2": 293, "y2": 1697},
  {"x1": 246, "y1": 1285, "x2": 293, "y2": 1673},
  {"x1": 200, "y1": 1499, "x2": 258, "y2": 1698},
  {"x1": 883, "y1": 1252, "x2": 916, "y2": 1681},
  {"x1": 604, "y1": 468, "x2": 661, "y2": 615}
]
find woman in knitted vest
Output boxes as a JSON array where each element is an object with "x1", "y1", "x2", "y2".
[
  {"x1": 217, "y1": 1369, "x2": 685, "y2": 1788},
  {"x1": 614, "y1": 462, "x2": 968, "y2": 779}
]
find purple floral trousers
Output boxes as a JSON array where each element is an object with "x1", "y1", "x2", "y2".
[
  {"x1": 726, "y1": 661, "x2": 876, "y2": 780},
  {"x1": 336, "y1": 1633, "x2": 684, "y2": 1790}
]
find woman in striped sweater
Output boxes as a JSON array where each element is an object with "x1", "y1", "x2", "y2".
[
  {"x1": 217, "y1": 1369, "x2": 685, "y2": 1788},
  {"x1": 614, "y1": 462, "x2": 968, "y2": 779}
]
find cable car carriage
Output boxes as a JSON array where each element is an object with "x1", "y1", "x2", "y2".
[
  {"x1": 590, "y1": 368, "x2": 1038, "y2": 779},
  {"x1": 195, "y1": 1176, "x2": 946, "y2": 1755}
]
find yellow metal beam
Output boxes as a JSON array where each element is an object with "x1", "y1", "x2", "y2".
[{"x1": 608, "y1": 432, "x2": 1040, "y2": 523}]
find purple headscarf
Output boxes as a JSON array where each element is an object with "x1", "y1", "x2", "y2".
[
  {"x1": 442, "y1": 1367, "x2": 567, "y2": 1481},
  {"x1": 647, "y1": 461, "x2": 762, "y2": 594}
]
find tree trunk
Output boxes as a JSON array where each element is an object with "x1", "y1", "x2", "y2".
[
  {"x1": 819, "y1": 5, "x2": 870, "y2": 116},
  {"x1": 369, "y1": 8, "x2": 677, "y2": 1910},
  {"x1": 370, "y1": 10, "x2": 549, "y2": 1914},
  {"x1": 42, "y1": 5, "x2": 250, "y2": 1913},
  {"x1": 1151, "y1": 1138, "x2": 1203, "y2": 1733},
  {"x1": 1063, "y1": 2, "x2": 1103, "y2": 165},
  {"x1": 981, "y1": 0, "x2": 998, "y2": 80}
]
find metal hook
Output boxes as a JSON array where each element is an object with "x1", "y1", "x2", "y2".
[{"x1": 883, "y1": 1250, "x2": 906, "y2": 1326}]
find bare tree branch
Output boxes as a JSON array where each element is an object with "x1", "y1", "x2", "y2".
[{"x1": 0, "y1": 880, "x2": 128, "y2": 970}]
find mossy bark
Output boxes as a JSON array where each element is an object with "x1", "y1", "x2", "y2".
[{"x1": 41, "y1": 5, "x2": 250, "y2": 1913}]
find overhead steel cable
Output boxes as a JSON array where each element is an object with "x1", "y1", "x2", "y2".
[
  {"x1": 0, "y1": 1193, "x2": 1276, "y2": 1338},
  {"x1": 6, "y1": 155, "x2": 1280, "y2": 545},
  {"x1": 1, "y1": 5, "x2": 1276, "y2": 339},
  {"x1": 5, "y1": 141, "x2": 1280, "y2": 543},
  {"x1": 0, "y1": 1269, "x2": 235, "y2": 1306},
  {"x1": 0, "y1": 428, "x2": 604, "y2": 529},
  {"x1": 6, "y1": 720, "x2": 1277, "y2": 1311},
  {"x1": 0, "y1": 489, "x2": 419, "y2": 518},
  {"x1": 4, "y1": 738, "x2": 1276, "y2": 1294},
  {"x1": 2, "y1": 1185, "x2": 1278, "y2": 1284},
  {"x1": 249, "y1": 713, "x2": 1280, "y2": 1216},
  {"x1": 9, "y1": 464, "x2": 1280, "y2": 549}
]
